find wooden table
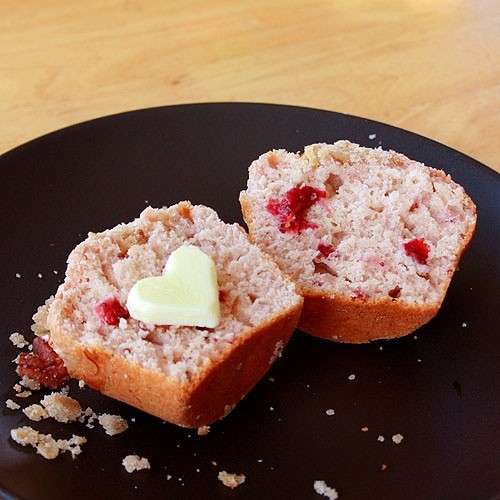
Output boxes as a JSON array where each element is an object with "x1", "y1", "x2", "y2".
[{"x1": 1, "y1": 0, "x2": 499, "y2": 172}]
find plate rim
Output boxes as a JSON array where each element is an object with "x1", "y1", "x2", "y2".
[{"x1": 0, "y1": 101, "x2": 498, "y2": 181}]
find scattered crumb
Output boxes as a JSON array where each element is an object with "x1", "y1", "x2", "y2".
[
  {"x1": 20, "y1": 375, "x2": 41, "y2": 391},
  {"x1": 79, "y1": 407, "x2": 98, "y2": 428},
  {"x1": 217, "y1": 471, "x2": 246, "y2": 489},
  {"x1": 348, "y1": 374, "x2": 356, "y2": 381},
  {"x1": 56, "y1": 435, "x2": 87, "y2": 459},
  {"x1": 98, "y1": 414, "x2": 128, "y2": 436},
  {"x1": 381, "y1": 464, "x2": 388, "y2": 471},
  {"x1": 461, "y1": 322, "x2": 467, "y2": 328},
  {"x1": 196, "y1": 468, "x2": 200, "y2": 473},
  {"x1": 13, "y1": 383, "x2": 22, "y2": 392},
  {"x1": 325, "y1": 409, "x2": 335, "y2": 416},
  {"x1": 392, "y1": 433, "x2": 404, "y2": 444},
  {"x1": 361, "y1": 426, "x2": 369, "y2": 432},
  {"x1": 257, "y1": 459, "x2": 263, "y2": 463},
  {"x1": 413, "y1": 335, "x2": 418, "y2": 340},
  {"x1": 23, "y1": 404, "x2": 48, "y2": 421},
  {"x1": 211, "y1": 461, "x2": 218, "y2": 466},
  {"x1": 269, "y1": 406, "x2": 274, "y2": 412},
  {"x1": 10, "y1": 426, "x2": 86, "y2": 460},
  {"x1": 417, "y1": 358, "x2": 422, "y2": 363},
  {"x1": 166, "y1": 474, "x2": 172, "y2": 480},
  {"x1": 379, "y1": 346, "x2": 383, "y2": 351},
  {"x1": 78, "y1": 380, "x2": 86, "y2": 389},
  {"x1": 11, "y1": 426, "x2": 40, "y2": 447},
  {"x1": 9, "y1": 332, "x2": 29, "y2": 349},
  {"x1": 122, "y1": 455, "x2": 151, "y2": 473},
  {"x1": 15, "y1": 273, "x2": 22, "y2": 278},
  {"x1": 130, "y1": 417, "x2": 136, "y2": 423},
  {"x1": 13, "y1": 427, "x2": 59, "y2": 459},
  {"x1": 15, "y1": 390, "x2": 32, "y2": 398},
  {"x1": 53, "y1": 270, "x2": 58, "y2": 275},
  {"x1": 377, "y1": 435, "x2": 385, "y2": 442},
  {"x1": 368, "y1": 133, "x2": 377, "y2": 140},
  {"x1": 37, "y1": 273, "x2": 43, "y2": 279},
  {"x1": 268, "y1": 377, "x2": 275, "y2": 383},
  {"x1": 6, "y1": 399, "x2": 21, "y2": 410},
  {"x1": 313, "y1": 479, "x2": 338, "y2": 499},
  {"x1": 197, "y1": 425, "x2": 210, "y2": 436},
  {"x1": 41, "y1": 392, "x2": 82, "y2": 423}
]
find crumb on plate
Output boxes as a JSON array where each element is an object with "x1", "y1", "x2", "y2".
[
  {"x1": 392, "y1": 433, "x2": 404, "y2": 444},
  {"x1": 10, "y1": 426, "x2": 86, "y2": 460},
  {"x1": 98, "y1": 414, "x2": 128, "y2": 436},
  {"x1": 313, "y1": 479, "x2": 338, "y2": 499},
  {"x1": 41, "y1": 392, "x2": 82, "y2": 423},
  {"x1": 9, "y1": 333, "x2": 29, "y2": 349},
  {"x1": 6, "y1": 399, "x2": 20, "y2": 410},
  {"x1": 23, "y1": 404, "x2": 48, "y2": 422},
  {"x1": 122, "y1": 454, "x2": 151, "y2": 473},
  {"x1": 218, "y1": 471, "x2": 246, "y2": 489}
]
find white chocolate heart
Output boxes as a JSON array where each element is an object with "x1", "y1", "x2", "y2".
[{"x1": 126, "y1": 245, "x2": 220, "y2": 328}]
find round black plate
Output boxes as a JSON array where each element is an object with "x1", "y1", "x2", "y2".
[{"x1": 1, "y1": 103, "x2": 499, "y2": 500}]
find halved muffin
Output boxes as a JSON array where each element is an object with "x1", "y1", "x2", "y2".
[
  {"x1": 240, "y1": 141, "x2": 476, "y2": 343},
  {"x1": 47, "y1": 202, "x2": 302, "y2": 426}
]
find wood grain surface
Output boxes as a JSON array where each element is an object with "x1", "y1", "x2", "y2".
[{"x1": 1, "y1": 0, "x2": 499, "y2": 171}]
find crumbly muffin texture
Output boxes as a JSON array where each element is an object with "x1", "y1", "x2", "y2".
[
  {"x1": 241, "y1": 141, "x2": 476, "y2": 304},
  {"x1": 48, "y1": 202, "x2": 299, "y2": 383}
]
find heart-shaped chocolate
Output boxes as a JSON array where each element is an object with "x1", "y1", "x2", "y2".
[{"x1": 127, "y1": 245, "x2": 220, "y2": 328}]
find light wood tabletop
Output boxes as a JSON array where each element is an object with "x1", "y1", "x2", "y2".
[{"x1": 1, "y1": 0, "x2": 499, "y2": 171}]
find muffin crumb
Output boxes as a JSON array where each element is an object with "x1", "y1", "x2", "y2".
[
  {"x1": 98, "y1": 414, "x2": 128, "y2": 436},
  {"x1": 217, "y1": 471, "x2": 246, "y2": 489},
  {"x1": 392, "y1": 433, "x2": 404, "y2": 444},
  {"x1": 6, "y1": 399, "x2": 20, "y2": 410},
  {"x1": 23, "y1": 404, "x2": 48, "y2": 421},
  {"x1": 122, "y1": 454, "x2": 151, "y2": 473},
  {"x1": 41, "y1": 392, "x2": 82, "y2": 423},
  {"x1": 9, "y1": 333, "x2": 29, "y2": 349},
  {"x1": 10, "y1": 426, "x2": 86, "y2": 460},
  {"x1": 313, "y1": 479, "x2": 338, "y2": 499},
  {"x1": 15, "y1": 390, "x2": 32, "y2": 398}
]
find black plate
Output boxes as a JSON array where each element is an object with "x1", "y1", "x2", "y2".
[{"x1": 1, "y1": 103, "x2": 499, "y2": 500}]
